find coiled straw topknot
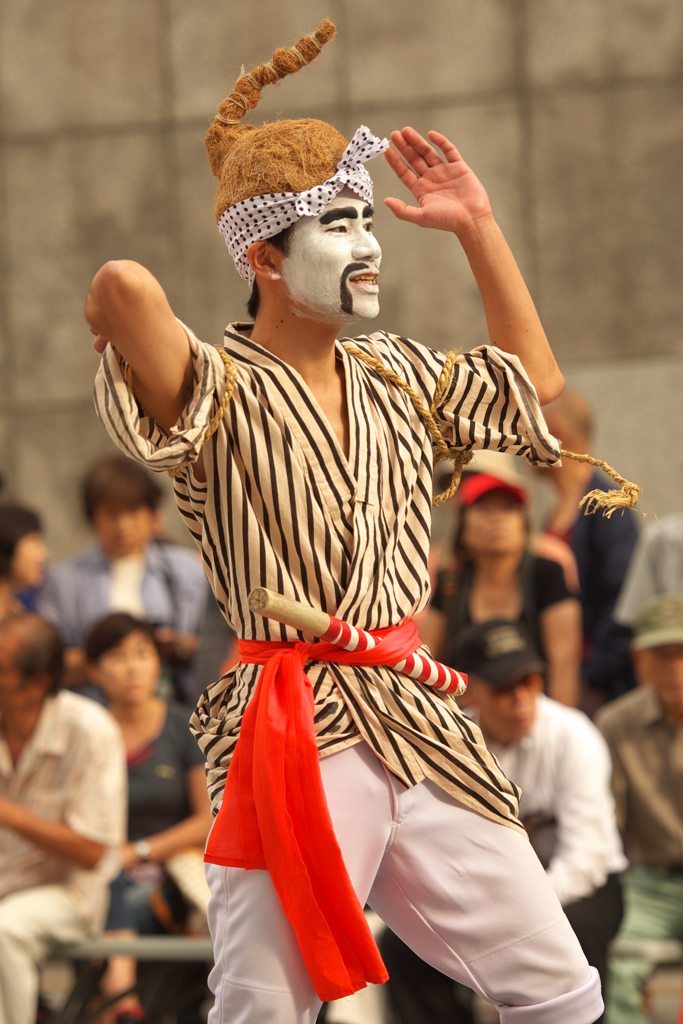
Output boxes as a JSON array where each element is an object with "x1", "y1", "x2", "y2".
[
  {"x1": 206, "y1": 19, "x2": 343, "y2": 221},
  {"x1": 209, "y1": 18, "x2": 336, "y2": 144}
]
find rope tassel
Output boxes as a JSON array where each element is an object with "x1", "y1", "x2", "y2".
[{"x1": 560, "y1": 449, "x2": 649, "y2": 518}]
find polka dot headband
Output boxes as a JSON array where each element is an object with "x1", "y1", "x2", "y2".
[{"x1": 218, "y1": 126, "x2": 389, "y2": 286}]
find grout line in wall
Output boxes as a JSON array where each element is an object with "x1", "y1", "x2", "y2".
[{"x1": 1, "y1": 72, "x2": 681, "y2": 148}]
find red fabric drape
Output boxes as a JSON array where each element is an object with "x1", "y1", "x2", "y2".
[{"x1": 204, "y1": 619, "x2": 425, "y2": 1001}]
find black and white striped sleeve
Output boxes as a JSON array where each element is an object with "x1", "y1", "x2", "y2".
[
  {"x1": 359, "y1": 333, "x2": 562, "y2": 468},
  {"x1": 433, "y1": 344, "x2": 562, "y2": 467},
  {"x1": 93, "y1": 321, "x2": 227, "y2": 474}
]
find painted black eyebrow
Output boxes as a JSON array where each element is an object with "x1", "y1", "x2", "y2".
[
  {"x1": 319, "y1": 205, "x2": 375, "y2": 225},
  {"x1": 319, "y1": 206, "x2": 359, "y2": 225}
]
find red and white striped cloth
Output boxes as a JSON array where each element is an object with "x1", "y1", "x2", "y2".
[{"x1": 319, "y1": 617, "x2": 467, "y2": 696}]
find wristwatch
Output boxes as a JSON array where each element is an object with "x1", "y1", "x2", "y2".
[{"x1": 133, "y1": 839, "x2": 153, "y2": 862}]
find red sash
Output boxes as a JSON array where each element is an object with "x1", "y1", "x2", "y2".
[{"x1": 204, "y1": 619, "x2": 426, "y2": 1001}]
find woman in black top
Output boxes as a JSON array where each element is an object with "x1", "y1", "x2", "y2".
[
  {"x1": 423, "y1": 472, "x2": 582, "y2": 706},
  {"x1": 86, "y1": 613, "x2": 212, "y2": 1023}
]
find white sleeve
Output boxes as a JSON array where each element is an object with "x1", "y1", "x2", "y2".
[
  {"x1": 546, "y1": 716, "x2": 627, "y2": 905},
  {"x1": 64, "y1": 711, "x2": 127, "y2": 848}
]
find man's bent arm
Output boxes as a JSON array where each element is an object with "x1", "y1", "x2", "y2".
[
  {"x1": 385, "y1": 128, "x2": 564, "y2": 406},
  {"x1": 85, "y1": 261, "x2": 193, "y2": 430},
  {"x1": 457, "y1": 218, "x2": 563, "y2": 405},
  {"x1": 0, "y1": 795, "x2": 105, "y2": 869}
]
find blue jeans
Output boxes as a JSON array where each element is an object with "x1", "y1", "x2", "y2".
[{"x1": 105, "y1": 870, "x2": 185, "y2": 934}]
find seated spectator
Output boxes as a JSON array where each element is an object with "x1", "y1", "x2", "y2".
[
  {"x1": 421, "y1": 471, "x2": 582, "y2": 705},
  {"x1": 597, "y1": 595, "x2": 683, "y2": 1024},
  {"x1": 0, "y1": 505, "x2": 48, "y2": 620},
  {"x1": 381, "y1": 619, "x2": 626, "y2": 1024},
  {"x1": 0, "y1": 615, "x2": 126, "y2": 1024},
  {"x1": 39, "y1": 456, "x2": 208, "y2": 704},
  {"x1": 615, "y1": 513, "x2": 683, "y2": 627},
  {"x1": 85, "y1": 613, "x2": 212, "y2": 1020},
  {"x1": 539, "y1": 391, "x2": 638, "y2": 702}
]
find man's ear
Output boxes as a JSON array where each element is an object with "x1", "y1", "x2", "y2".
[{"x1": 247, "y1": 241, "x2": 285, "y2": 283}]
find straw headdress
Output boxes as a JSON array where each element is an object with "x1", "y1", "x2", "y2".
[{"x1": 206, "y1": 19, "x2": 346, "y2": 222}]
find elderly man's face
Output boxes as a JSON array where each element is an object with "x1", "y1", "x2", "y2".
[
  {"x1": 0, "y1": 629, "x2": 44, "y2": 716},
  {"x1": 633, "y1": 643, "x2": 683, "y2": 722},
  {"x1": 281, "y1": 193, "x2": 382, "y2": 325},
  {"x1": 0, "y1": 632, "x2": 23, "y2": 703}
]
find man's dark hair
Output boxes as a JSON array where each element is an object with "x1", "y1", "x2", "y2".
[
  {"x1": 2, "y1": 615, "x2": 63, "y2": 694},
  {"x1": 0, "y1": 505, "x2": 42, "y2": 580},
  {"x1": 86, "y1": 612, "x2": 157, "y2": 663},
  {"x1": 246, "y1": 226, "x2": 294, "y2": 321},
  {"x1": 82, "y1": 456, "x2": 162, "y2": 522}
]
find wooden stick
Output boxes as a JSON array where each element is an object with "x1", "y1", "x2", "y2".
[
  {"x1": 248, "y1": 588, "x2": 331, "y2": 636},
  {"x1": 247, "y1": 587, "x2": 467, "y2": 695}
]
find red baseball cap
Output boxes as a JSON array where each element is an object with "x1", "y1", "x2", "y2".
[{"x1": 458, "y1": 472, "x2": 527, "y2": 509}]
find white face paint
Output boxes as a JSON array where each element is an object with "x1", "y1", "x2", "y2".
[{"x1": 280, "y1": 192, "x2": 382, "y2": 325}]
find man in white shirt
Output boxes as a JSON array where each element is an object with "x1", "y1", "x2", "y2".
[
  {"x1": 0, "y1": 614, "x2": 126, "y2": 1024},
  {"x1": 381, "y1": 619, "x2": 626, "y2": 1024}
]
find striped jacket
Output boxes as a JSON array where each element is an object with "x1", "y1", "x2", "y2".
[{"x1": 95, "y1": 322, "x2": 561, "y2": 831}]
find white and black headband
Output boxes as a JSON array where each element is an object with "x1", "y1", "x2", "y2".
[{"x1": 217, "y1": 126, "x2": 389, "y2": 286}]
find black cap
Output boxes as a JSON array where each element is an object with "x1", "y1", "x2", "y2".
[{"x1": 454, "y1": 620, "x2": 546, "y2": 690}]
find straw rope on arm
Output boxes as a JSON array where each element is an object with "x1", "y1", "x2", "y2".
[
  {"x1": 167, "y1": 348, "x2": 237, "y2": 479},
  {"x1": 429, "y1": 350, "x2": 475, "y2": 505},
  {"x1": 344, "y1": 343, "x2": 646, "y2": 515},
  {"x1": 168, "y1": 342, "x2": 645, "y2": 519},
  {"x1": 342, "y1": 343, "x2": 472, "y2": 506}
]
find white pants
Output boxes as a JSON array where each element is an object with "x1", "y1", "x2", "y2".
[
  {"x1": 0, "y1": 885, "x2": 89, "y2": 1024},
  {"x1": 206, "y1": 742, "x2": 602, "y2": 1024}
]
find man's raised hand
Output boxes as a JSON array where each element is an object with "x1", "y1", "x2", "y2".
[
  {"x1": 384, "y1": 128, "x2": 493, "y2": 236},
  {"x1": 384, "y1": 128, "x2": 564, "y2": 405}
]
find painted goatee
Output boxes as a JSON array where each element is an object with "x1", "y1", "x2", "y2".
[{"x1": 340, "y1": 263, "x2": 372, "y2": 316}]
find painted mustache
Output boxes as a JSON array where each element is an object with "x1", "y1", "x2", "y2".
[{"x1": 340, "y1": 262, "x2": 378, "y2": 315}]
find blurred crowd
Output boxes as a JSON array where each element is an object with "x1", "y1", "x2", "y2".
[
  {"x1": 0, "y1": 457, "x2": 232, "y2": 1024},
  {"x1": 1, "y1": 390, "x2": 683, "y2": 1024}
]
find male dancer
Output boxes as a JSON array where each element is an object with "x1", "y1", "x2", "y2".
[{"x1": 87, "y1": 20, "x2": 602, "y2": 1024}]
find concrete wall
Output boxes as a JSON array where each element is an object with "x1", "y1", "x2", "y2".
[{"x1": 1, "y1": 0, "x2": 682, "y2": 557}]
